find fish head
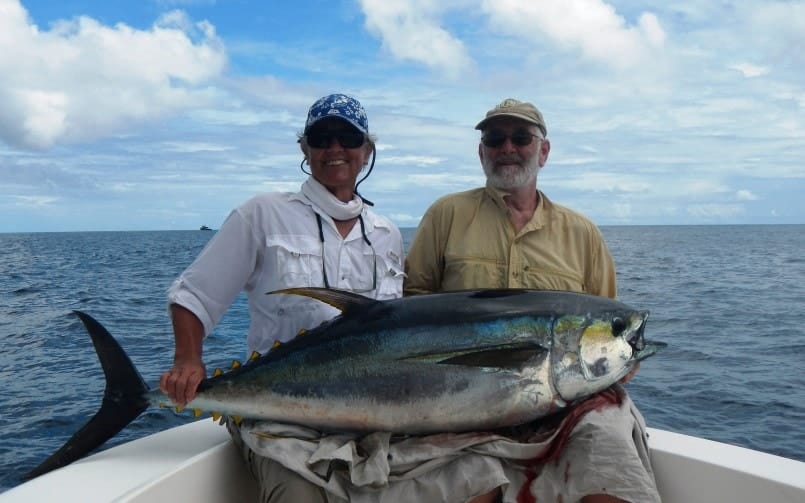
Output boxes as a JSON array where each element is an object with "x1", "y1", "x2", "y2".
[{"x1": 552, "y1": 308, "x2": 663, "y2": 402}]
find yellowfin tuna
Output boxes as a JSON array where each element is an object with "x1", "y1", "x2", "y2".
[{"x1": 24, "y1": 288, "x2": 664, "y2": 480}]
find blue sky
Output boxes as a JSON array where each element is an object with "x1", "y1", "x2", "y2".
[{"x1": 1, "y1": 0, "x2": 803, "y2": 232}]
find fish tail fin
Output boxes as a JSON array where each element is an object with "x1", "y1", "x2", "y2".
[{"x1": 22, "y1": 311, "x2": 150, "y2": 480}]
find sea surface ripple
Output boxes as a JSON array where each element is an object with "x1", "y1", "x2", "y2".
[{"x1": 1, "y1": 225, "x2": 804, "y2": 492}]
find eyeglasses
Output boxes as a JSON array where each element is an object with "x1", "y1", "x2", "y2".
[
  {"x1": 315, "y1": 213, "x2": 377, "y2": 293},
  {"x1": 306, "y1": 130, "x2": 366, "y2": 149},
  {"x1": 481, "y1": 130, "x2": 542, "y2": 148}
]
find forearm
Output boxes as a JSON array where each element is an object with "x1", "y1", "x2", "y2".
[
  {"x1": 160, "y1": 304, "x2": 207, "y2": 405},
  {"x1": 170, "y1": 303, "x2": 204, "y2": 364}
]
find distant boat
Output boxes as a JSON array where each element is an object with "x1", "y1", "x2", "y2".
[{"x1": 199, "y1": 225, "x2": 212, "y2": 231}]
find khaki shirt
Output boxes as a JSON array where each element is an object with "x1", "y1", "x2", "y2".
[{"x1": 404, "y1": 185, "x2": 616, "y2": 298}]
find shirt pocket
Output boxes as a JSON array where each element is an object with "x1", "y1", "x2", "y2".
[
  {"x1": 376, "y1": 249, "x2": 405, "y2": 299},
  {"x1": 265, "y1": 235, "x2": 323, "y2": 288},
  {"x1": 442, "y1": 256, "x2": 507, "y2": 289},
  {"x1": 522, "y1": 267, "x2": 584, "y2": 292}
]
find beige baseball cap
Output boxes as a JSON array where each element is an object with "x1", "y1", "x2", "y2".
[{"x1": 475, "y1": 98, "x2": 547, "y2": 137}]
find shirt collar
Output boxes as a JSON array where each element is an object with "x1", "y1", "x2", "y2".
[
  {"x1": 483, "y1": 183, "x2": 548, "y2": 232},
  {"x1": 289, "y1": 186, "x2": 389, "y2": 235}
]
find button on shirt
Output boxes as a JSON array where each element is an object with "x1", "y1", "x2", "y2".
[
  {"x1": 168, "y1": 191, "x2": 405, "y2": 355},
  {"x1": 404, "y1": 186, "x2": 616, "y2": 298}
]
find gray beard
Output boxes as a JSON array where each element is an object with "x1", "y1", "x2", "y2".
[{"x1": 482, "y1": 157, "x2": 540, "y2": 190}]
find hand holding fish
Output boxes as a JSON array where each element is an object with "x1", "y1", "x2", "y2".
[
  {"x1": 159, "y1": 360, "x2": 206, "y2": 406},
  {"x1": 619, "y1": 363, "x2": 640, "y2": 384},
  {"x1": 159, "y1": 304, "x2": 206, "y2": 406}
]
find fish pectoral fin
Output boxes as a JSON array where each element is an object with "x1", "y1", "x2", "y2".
[
  {"x1": 435, "y1": 344, "x2": 548, "y2": 370},
  {"x1": 635, "y1": 340, "x2": 667, "y2": 360},
  {"x1": 266, "y1": 287, "x2": 380, "y2": 314}
]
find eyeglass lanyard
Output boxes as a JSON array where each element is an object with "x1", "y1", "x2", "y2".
[{"x1": 315, "y1": 213, "x2": 374, "y2": 289}]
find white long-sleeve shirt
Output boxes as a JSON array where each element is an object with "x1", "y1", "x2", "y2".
[{"x1": 167, "y1": 190, "x2": 404, "y2": 355}]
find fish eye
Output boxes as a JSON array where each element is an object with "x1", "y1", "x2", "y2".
[{"x1": 611, "y1": 317, "x2": 627, "y2": 336}]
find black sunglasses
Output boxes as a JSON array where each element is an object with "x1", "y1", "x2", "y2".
[
  {"x1": 306, "y1": 129, "x2": 366, "y2": 149},
  {"x1": 481, "y1": 130, "x2": 541, "y2": 148}
]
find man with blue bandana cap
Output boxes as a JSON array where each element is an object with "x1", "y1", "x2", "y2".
[{"x1": 160, "y1": 93, "x2": 405, "y2": 502}]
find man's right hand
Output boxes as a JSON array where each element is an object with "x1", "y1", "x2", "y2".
[
  {"x1": 159, "y1": 359, "x2": 206, "y2": 406},
  {"x1": 163, "y1": 304, "x2": 206, "y2": 406}
]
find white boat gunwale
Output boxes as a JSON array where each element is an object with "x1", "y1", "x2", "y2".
[{"x1": 3, "y1": 420, "x2": 804, "y2": 502}]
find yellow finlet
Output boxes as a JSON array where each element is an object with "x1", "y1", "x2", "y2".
[
  {"x1": 297, "y1": 328, "x2": 307, "y2": 337},
  {"x1": 192, "y1": 408, "x2": 203, "y2": 417},
  {"x1": 272, "y1": 340, "x2": 282, "y2": 349},
  {"x1": 231, "y1": 360, "x2": 241, "y2": 369},
  {"x1": 248, "y1": 351, "x2": 261, "y2": 362},
  {"x1": 212, "y1": 412, "x2": 222, "y2": 422},
  {"x1": 213, "y1": 368, "x2": 223, "y2": 377},
  {"x1": 175, "y1": 406, "x2": 185, "y2": 413}
]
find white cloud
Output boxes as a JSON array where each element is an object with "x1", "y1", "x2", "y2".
[
  {"x1": 387, "y1": 213, "x2": 421, "y2": 225},
  {"x1": 1, "y1": 1, "x2": 804, "y2": 231},
  {"x1": 480, "y1": 0, "x2": 666, "y2": 69},
  {"x1": 735, "y1": 190, "x2": 758, "y2": 201},
  {"x1": 748, "y1": 2, "x2": 805, "y2": 62},
  {"x1": 729, "y1": 63, "x2": 769, "y2": 78},
  {"x1": 153, "y1": 0, "x2": 217, "y2": 6},
  {"x1": 0, "y1": 1, "x2": 227, "y2": 150},
  {"x1": 359, "y1": 0, "x2": 473, "y2": 77},
  {"x1": 382, "y1": 155, "x2": 445, "y2": 167},
  {"x1": 109, "y1": 183, "x2": 138, "y2": 193},
  {"x1": 553, "y1": 172, "x2": 653, "y2": 193},
  {"x1": 160, "y1": 141, "x2": 235, "y2": 153},
  {"x1": 608, "y1": 203, "x2": 633, "y2": 220},
  {"x1": 408, "y1": 172, "x2": 484, "y2": 188},
  {"x1": 687, "y1": 204, "x2": 745, "y2": 219},
  {"x1": 12, "y1": 195, "x2": 59, "y2": 207},
  {"x1": 682, "y1": 180, "x2": 731, "y2": 196}
]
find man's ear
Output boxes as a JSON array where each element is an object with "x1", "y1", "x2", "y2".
[{"x1": 539, "y1": 139, "x2": 551, "y2": 167}]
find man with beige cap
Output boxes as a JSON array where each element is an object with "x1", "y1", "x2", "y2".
[{"x1": 405, "y1": 99, "x2": 660, "y2": 502}]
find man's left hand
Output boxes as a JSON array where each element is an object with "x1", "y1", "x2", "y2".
[{"x1": 619, "y1": 363, "x2": 640, "y2": 384}]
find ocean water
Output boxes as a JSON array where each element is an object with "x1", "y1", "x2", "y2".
[{"x1": 1, "y1": 225, "x2": 804, "y2": 492}]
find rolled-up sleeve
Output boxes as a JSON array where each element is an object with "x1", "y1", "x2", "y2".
[{"x1": 167, "y1": 209, "x2": 261, "y2": 336}]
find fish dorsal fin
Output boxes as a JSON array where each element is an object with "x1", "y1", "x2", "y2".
[
  {"x1": 434, "y1": 343, "x2": 548, "y2": 370},
  {"x1": 267, "y1": 287, "x2": 380, "y2": 314}
]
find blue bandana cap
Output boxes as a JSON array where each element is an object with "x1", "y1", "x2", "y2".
[{"x1": 304, "y1": 94, "x2": 369, "y2": 135}]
